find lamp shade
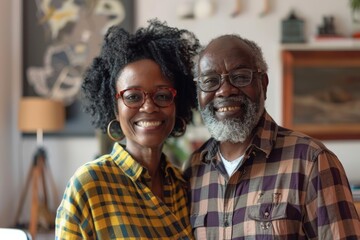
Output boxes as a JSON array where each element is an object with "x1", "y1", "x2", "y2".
[{"x1": 18, "y1": 97, "x2": 65, "y2": 133}]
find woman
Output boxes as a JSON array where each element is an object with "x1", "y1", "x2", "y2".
[{"x1": 55, "y1": 19, "x2": 200, "y2": 239}]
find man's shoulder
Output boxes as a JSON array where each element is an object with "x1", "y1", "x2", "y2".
[
  {"x1": 276, "y1": 125, "x2": 334, "y2": 160},
  {"x1": 261, "y1": 112, "x2": 328, "y2": 152},
  {"x1": 278, "y1": 126, "x2": 325, "y2": 147}
]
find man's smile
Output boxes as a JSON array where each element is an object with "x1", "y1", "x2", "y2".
[{"x1": 216, "y1": 106, "x2": 240, "y2": 112}]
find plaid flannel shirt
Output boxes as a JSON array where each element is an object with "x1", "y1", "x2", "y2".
[
  {"x1": 184, "y1": 111, "x2": 360, "y2": 239},
  {"x1": 56, "y1": 143, "x2": 193, "y2": 239}
]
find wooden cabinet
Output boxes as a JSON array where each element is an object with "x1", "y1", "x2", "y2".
[
  {"x1": 354, "y1": 202, "x2": 360, "y2": 215},
  {"x1": 282, "y1": 46, "x2": 360, "y2": 140}
]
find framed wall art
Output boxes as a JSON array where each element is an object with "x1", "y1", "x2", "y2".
[
  {"x1": 282, "y1": 49, "x2": 360, "y2": 140},
  {"x1": 22, "y1": 0, "x2": 134, "y2": 136}
]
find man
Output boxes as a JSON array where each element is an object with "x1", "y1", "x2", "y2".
[{"x1": 184, "y1": 34, "x2": 360, "y2": 239}]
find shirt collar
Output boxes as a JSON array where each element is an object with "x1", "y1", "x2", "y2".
[
  {"x1": 110, "y1": 142, "x2": 185, "y2": 183},
  {"x1": 250, "y1": 111, "x2": 278, "y2": 158}
]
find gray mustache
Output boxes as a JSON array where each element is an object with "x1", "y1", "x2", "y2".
[{"x1": 212, "y1": 96, "x2": 246, "y2": 107}]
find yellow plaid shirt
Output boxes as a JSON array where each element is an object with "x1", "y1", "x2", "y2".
[{"x1": 56, "y1": 143, "x2": 193, "y2": 239}]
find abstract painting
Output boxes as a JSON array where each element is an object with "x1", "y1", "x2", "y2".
[{"x1": 23, "y1": 0, "x2": 134, "y2": 135}]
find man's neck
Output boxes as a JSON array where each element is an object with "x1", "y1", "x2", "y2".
[{"x1": 219, "y1": 138, "x2": 251, "y2": 161}]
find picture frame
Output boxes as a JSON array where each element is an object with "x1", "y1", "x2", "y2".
[
  {"x1": 22, "y1": 0, "x2": 134, "y2": 136},
  {"x1": 282, "y1": 49, "x2": 360, "y2": 140}
]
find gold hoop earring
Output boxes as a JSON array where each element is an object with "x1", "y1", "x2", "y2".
[
  {"x1": 107, "y1": 119, "x2": 124, "y2": 142},
  {"x1": 171, "y1": 117, "x2": 187, "y2": 137}
]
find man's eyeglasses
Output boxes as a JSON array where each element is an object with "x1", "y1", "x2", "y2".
[
  {"x1": 115, "y1": 87, "x2": 177, "y2": 109},
  {"x1": 194, "y1": 68, "x2": 262, "y2": 92}
]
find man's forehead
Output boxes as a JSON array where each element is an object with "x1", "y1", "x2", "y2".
[
  {"x1": 199, "y1": 41, "x2": 254, "y2": 72},
  {"x1": 205, "y1": 36, "x2": 248, "y2": 51}
]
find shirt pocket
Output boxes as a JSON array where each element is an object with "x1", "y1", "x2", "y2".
[{"x1": 247, "y1": 202, "x2": 289, "y2": 235}]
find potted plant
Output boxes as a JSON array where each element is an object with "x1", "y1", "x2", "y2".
[
  {"x1": 350, "y1": 0, "x2": 360, "y2": 11},
  {"x1": 350, "y1": 0, "x2": 360, "y2": 38}
]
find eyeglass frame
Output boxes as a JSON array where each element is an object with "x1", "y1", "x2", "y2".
[
  {"x1": 194, "y1": 68, "x2": 263, "y2": 92},
  {"x1": 115, "y1": 87, "x2": 177, "y2": 109}
]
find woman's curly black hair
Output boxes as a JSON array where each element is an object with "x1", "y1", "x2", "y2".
[{"x1": 81, "y1": 19, "x2": 200, "y2": 136}]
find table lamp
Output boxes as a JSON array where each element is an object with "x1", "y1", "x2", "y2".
[
  {"x1": 15, "y1": 97, "x2": 65, "y2": 239},
  {"x1": 18, "y1": 97, "x2": 65, "y2": 145}
]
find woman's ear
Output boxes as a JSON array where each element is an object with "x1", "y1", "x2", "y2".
[{"x1": 114, "y1": 100, "x2": 120, "y2": 120}]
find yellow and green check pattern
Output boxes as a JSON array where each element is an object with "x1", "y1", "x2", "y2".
[{"x1": 56, "y1": 143, "x2": 193, "y2": 239}]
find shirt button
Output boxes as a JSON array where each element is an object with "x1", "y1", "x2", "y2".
[
  {"x1": 224, "y1": 221, "x2": 229, "y2": 227},
  {"x1": 260, "y1": 222, "x2": 271, "y2": 230},
  {"x1": 264, "y1": 211, "x2": 270, "y2": 218}
]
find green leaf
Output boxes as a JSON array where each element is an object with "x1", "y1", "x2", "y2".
[{"x1": 350, "y1": 0, "x2": 360, "y2": 10}]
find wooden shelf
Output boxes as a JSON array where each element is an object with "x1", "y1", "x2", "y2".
[{"x1": 282, "y1": 38, "x2": 360, "y2": 51}]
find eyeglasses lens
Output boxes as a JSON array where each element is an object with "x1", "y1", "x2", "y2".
[
  {"x1": 152, "y1": 89, "x2": 175, "y2": 107},
  {"x1": 121, "y1": 88, "x2": 175, "y2": 108},
  {"x1": 199, "y1": 69, "x2": 253, "y2": 92}
]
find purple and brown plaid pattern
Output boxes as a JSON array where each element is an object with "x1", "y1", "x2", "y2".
[
  {"x1": 185, "y1": 111, "x2": 360, "y2": 239},
  {"x1": 56, "y1": 143, "x2": 193, "y2": 239}
]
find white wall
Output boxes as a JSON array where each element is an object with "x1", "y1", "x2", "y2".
[
  {"x1": 1, "y1": 0, "x2": 359, "y2": 226},
  {"x1": 0, "y1": 0, "x2": 18, "y2": 228}
]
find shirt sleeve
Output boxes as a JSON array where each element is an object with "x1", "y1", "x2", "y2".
[
  {"x1": 55, "y1": 205, "x2": 84, "y2": 240},
  {"x1": 55, "y1": 176, "x2": 93, "y2": 240},
  {"x1": 304, "y1": 150, "x2": 360, "y2": 239}
]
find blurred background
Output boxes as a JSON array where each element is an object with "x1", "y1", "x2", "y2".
[{"x1": 1, "y1": 0, "x2": 360, "y2": 235}]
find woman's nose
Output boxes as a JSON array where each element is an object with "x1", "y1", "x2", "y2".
[{"x1": 139, "y1": 95, "x2": 159, "y2": 112}]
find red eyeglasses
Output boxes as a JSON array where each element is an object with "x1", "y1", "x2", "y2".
[{"x1": 115, "y1": 87, "x2": 177, "y2": 109}]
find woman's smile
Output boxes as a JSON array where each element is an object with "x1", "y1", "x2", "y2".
[{"x1": 135, "y1": 120, "x2": 163, "y2": 128}]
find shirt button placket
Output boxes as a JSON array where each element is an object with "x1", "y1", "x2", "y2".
[
  {"x1": 224, "y1": 213, "x2": 229, "y2": 227},
  {"x1": 224, "y1": 213, "x2": 232, "y2": 239}
]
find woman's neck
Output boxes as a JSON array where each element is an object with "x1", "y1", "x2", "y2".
[
  {"x1": 125, "y1": 144, "x2": 163, "y2": 177},
  {"x1": 126, "y1": 143, "x2": 165, "y2": 200}
]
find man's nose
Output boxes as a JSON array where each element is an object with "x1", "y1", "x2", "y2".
[{"x1": 215, "y1": 76, "x2": 238, "y2": 97}]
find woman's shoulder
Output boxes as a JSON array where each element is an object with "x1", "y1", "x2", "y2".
[{"x1": 67, "y1": 154, "x2": 123, "y2": 188}]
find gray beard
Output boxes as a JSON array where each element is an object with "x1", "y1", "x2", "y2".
[{"x1": 200, "y1": 95, "x2": 263, "y2": 143}]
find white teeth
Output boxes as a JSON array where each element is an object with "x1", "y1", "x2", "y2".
[
  {"x1": 217, "y1": 106, "x2": 240, "y2": 112},
  {"x1": 137, "y1": 121, "x2": 161, "y2": 127}
]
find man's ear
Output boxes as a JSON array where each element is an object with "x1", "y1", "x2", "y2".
[{"x1": 261, "y1": 73, "x2": 269, "y2": 100}]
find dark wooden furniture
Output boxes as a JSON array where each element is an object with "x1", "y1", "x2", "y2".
[{"x1": 282, "y1": 46, "x2": 360, "y2": 140}]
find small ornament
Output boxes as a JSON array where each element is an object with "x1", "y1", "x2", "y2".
[{"x1": 281, "y1": 10, "x2": 306, "y2": 43}]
